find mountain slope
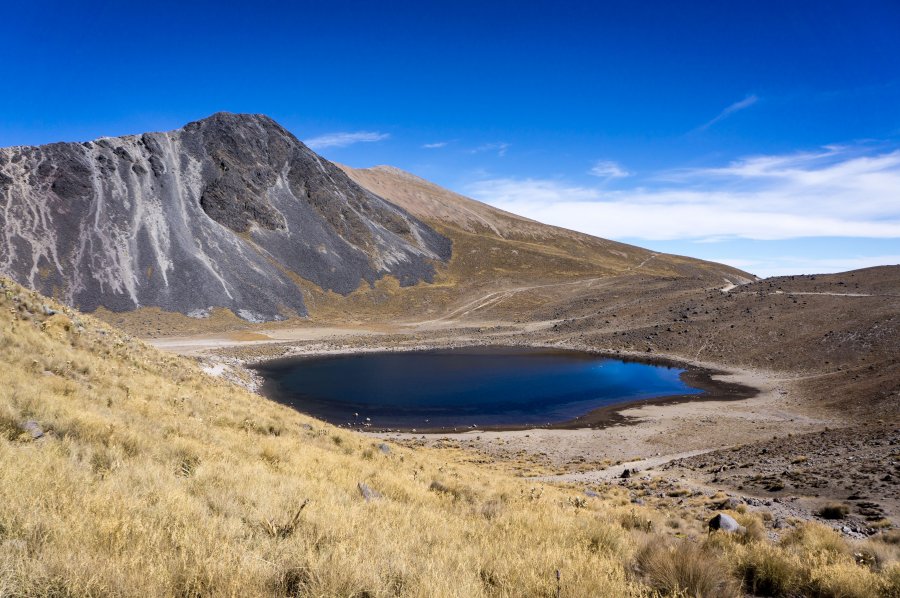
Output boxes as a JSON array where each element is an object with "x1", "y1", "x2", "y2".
[
  {"x1": 4, "y1": 276, "x2": 898, "y2": 597},
  {"x1": 0, "y1": 113, "x2": 450, "y2": 322},
  {"x1": 342, "y1": 164, "x2": 752, "y2": 284},
  {"x1": 328, "y1": 164, "x2": 753, "y2": 325},
  {"x1": 0, "y1": 113, "x2": 753, "y2": 330}
]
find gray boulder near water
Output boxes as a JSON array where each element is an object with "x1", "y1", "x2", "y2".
[{"x1": 0, "y1": 113, "x2": 451, "y2": 321}]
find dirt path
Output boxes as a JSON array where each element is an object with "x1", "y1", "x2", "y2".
[
  {"x1": 771, "y1": 290, "x2": 876, "y2": 297},
  {"x1": 534, "y1": 448, "x2": 714, "y2": 483}
]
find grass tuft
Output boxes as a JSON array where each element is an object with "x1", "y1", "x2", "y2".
[
  {"x1": 634, "y1": 537, "x2": 741, "y2": 597},
  {"x1": 818, "y1": 502, "x2": 851, "y2": 520}
]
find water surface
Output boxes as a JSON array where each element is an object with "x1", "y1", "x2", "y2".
[{"x1": 254, "y1": 347, "x2": 701, "y2": 430}]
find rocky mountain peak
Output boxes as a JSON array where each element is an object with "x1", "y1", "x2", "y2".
[{"x1": 0, "y1": 114, "x2": 451, "y2": 321}]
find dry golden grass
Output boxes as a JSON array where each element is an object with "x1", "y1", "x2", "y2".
[
  {"x1": 0, "y1": 280, "x2": 645, "y2": 596},
  {"x1": 1, "y1": 277, "x2": 897, "y2": 597}
]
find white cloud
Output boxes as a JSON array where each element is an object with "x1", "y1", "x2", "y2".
[
  {"x1": 465, "y1": 145, "x2": 900, "y2": 242},
  {"x1": 471, "y1": 142, "x2": 510, "y2": 157},
  {"x1": 468, "y1": 178, "x2": 601, "y2": 205},
  {"x1": 304, "y1": 131, "x2": 389, "y2": 150},
  {"x1": 423, "y1": 141, "x2": 448, "y2": 149},
  {"x1": 589, "y1": 160, "x2": 630, "y2": 180},
  {"x1": 696, "y1": 94, "x2": 759, "y2": 131}
]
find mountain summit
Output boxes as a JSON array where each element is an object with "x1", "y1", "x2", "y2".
[{"x1": 0, "y1": 113, "x2": 450, "y2": 321}]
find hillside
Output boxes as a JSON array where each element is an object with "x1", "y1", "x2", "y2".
[
  {"x1": 0, "y1": 113, "x2": 449, "y2": 322},
  {"x1": 337, "y1": 164, "x2": 753, "y2": 325},
  {"x1": 2, "y1": 277, "x2": 899, "y2": 597},
  {"x1": 1, "y1": 113, "x2": 753, "y2": 334}
]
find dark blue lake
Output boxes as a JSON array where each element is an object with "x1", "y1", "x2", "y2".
[{"x1": 253, "y1": 347, "x2": 702, "y2": 430}]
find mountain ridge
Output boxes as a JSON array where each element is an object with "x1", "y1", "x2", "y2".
[
  {"x1": 1, "y1": 113, "x2": 753, "y2": 329},
  {"x1": 0, "y1": 113, "x2": 450, "y2": 321}
]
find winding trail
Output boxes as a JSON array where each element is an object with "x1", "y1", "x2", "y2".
[{"x1": 423, "y1": 252, "x2": 661, "y2": 324}]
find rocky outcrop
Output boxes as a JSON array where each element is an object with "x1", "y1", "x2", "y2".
[{"x1": 0, "y1": 113, "x2": 451, "y2": 321}]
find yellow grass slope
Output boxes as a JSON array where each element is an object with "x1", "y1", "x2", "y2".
[
  {"x1": 1, "y1": 278, "x2": 898, "y2": 597},
  {"x1": 0, "y1": 278, "x2": 642, "y2": 596}
]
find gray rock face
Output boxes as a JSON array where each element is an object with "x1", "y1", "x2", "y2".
[{"x1": 0, "y1": 113, "x2": 451, "y2": 320}]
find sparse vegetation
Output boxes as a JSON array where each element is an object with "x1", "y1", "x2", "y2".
[
  {"x1": 819, "y1": 502, "x2": 852, "y2": 520},
  {"x1": 0, "y1": 277, "x2": 897, "y2": 596}
]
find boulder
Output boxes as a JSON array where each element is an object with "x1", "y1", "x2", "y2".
[
  {"x1": 715, "y1": 497, "x2": 743, "y2": 511},
  {"x1": 21, "y1": 420, "x2": 43, "y2": 440},
  {"x1": 357, "y1": 482, "x2": 382, "y2": 502},
  {"x1": 708, "y1": 513, "x2": 745, "y2": 534}
]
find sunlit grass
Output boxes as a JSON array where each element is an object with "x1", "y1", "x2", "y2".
[{"x1": 0, "y1": 277, "x2": 897, "y2": 596}]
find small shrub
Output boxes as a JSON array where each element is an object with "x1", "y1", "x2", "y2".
[
  {"x1": 882, "y1": 564, "x2": 900, "y2": 598},
  {"x1": 666, "y1": 488, "x2": 691, "y2": 498},
  {"x1": 818, "y1": 503, "x2": 850, "y2": 520},
  {"x1": 176, "y1": 454, "x2": 201, "y2": 477},
  {"x1": 260, "y1": 445, "x2": 281, "y2": 466},
  {"x1": 782, "y1": 522, "x2": 850, "y2": 557},
  {"x1": 429, "y1": 480, "x2": 477, "y2": 504},
  {"x1": 262, "y1": 499, "x2": 309, "y2": 539},
  {"x1": 808, "y1": 559, "x2": 883, "y2": 598},
  {"x1": 89, "y1": 447, "x2": 117, "y2": 475},
  {"x1": 734, "y1": 512, "x2": 767, "y2": 543},
  {"x1": 0, "y1": 409, "x2": 21, "y2": 441},
  {"x1": 635, "y1": 538, "x2": 741, "y2": 597},
  {"x1": 480, "y1": 499, "x2": 503, "y2": 521},
  {"x1": 620, "y1": 509, "x2": 654, "y2": 532},
  {"x1": 734, "y1": 542, "x2": 801, "y2": 596},
  {"x1": 855, "y1": 536, "x2": 900, "y2": 572}
]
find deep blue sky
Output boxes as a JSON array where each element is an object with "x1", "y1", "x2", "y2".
[{"x1": 2, "y1": 1, "x2": 899, "y2": 276}]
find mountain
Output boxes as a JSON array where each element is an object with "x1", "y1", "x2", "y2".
[
  {"x1": 334, "y1": 164, "x2": 753, "y2": 324},
  {"x1": 0, "y1": 113, "x2": 450, "y2": 322},
  {"x1": 0, "y1": 113, "x2": 749, "y2": 327}
]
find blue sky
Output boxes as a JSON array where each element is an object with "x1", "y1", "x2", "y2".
[{"x1": 2, "y1": 1, "x2": 898, "y2": 277}]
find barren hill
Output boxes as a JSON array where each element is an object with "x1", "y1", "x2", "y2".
[{"x1": 342, "y1": 163, "x2": 751, "y2": 284}]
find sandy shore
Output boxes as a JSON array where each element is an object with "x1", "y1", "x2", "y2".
[
  {"x1": 375, "y1": 365, "x2": 831, "y2": 470},
  {"x1": 149, "y1": 323, "x2": 834, "y2": 472}
]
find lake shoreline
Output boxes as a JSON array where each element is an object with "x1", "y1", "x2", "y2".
[{"x1": 247, "y1": 344, "x2": 759, "y2": 433}]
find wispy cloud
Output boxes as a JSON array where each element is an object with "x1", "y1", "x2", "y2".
[
  {"x1": 304, "y1": 131, "x2": 389, "y2": 150},
  {"x1": 469, "y1": 178, "x2": 601, "y2": 205},
  {"x1": 588, "y1": 160, "x2": 630, "y2": 180},
  {"x1": 471, "y1": 142, "x2": 510, "y2": 157},
  {"x1": 422, "y1": 141, "x2": 448, "y2": 149},
  {"x1": 465, "y1": 144, "x2": 900, "y2": 242},
  {"x1": 695, "y1": 94, "x2": 759, "y2": 131}
]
